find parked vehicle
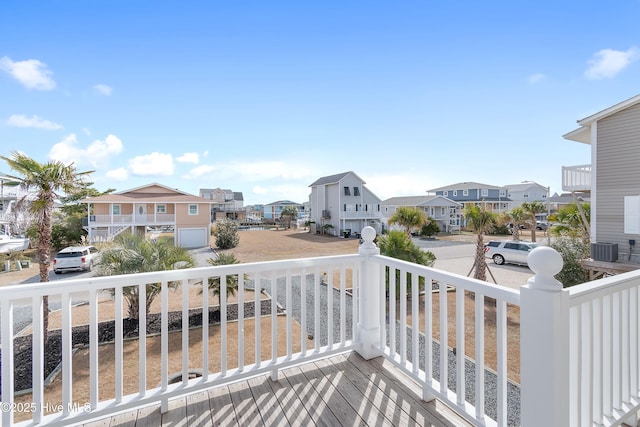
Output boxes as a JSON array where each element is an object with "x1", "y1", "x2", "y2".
[
  {"x1": 484, "y1": 240, "x2": 538, "y2": 266},
  {"x1": 536, "y1": 221, "x2": 549, "y2": 230},
  {"x1": 53, "y1": 245, "x2": 100, "y2": 274}
]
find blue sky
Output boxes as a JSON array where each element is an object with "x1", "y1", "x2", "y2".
[{"x1": 1, "y1": 1, "x2": 639, "y2": 205}]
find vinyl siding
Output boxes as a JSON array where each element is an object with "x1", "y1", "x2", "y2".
[{"x1": 595, "y1": 102, "x2": 640, "y2": 258}]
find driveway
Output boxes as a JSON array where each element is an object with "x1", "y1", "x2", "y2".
[{"x1": 412, "y1": 237, "x2": 536, "y2": 291}]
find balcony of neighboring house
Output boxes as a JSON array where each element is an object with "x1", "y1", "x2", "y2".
[
  {"x1": 562, "y1": 164, "x2": 592, "y2": 192},
  {"x1": 1, "y1": 229, "x2": 639, "y2": 426},
  {"x1": 86, "y1": 213, "x2": 177, "y2": 227}
]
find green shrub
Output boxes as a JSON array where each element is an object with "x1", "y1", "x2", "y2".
[
  {"x1": 213, "y1": 219, "x2": 240, "y2": 249},
  {"x1": 420, "y1": 220, "x2": 440, "y2": 238},
  {"x1": 550, "y1": 235, "x2": 590, "y2": 287}
]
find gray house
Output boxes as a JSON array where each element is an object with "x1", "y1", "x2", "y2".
[
  {"x1": 564, "y1": 93, "x2": 640, "y2": 264},
  {"x1": 428, "y1": 182, "x2": 511, "y2": 214},
  {"x1": 381, "y1": 195, "x2": 462, "y2": 233},
  {"x1": 309, "y1": 171, "x2": 383, "y2": 236}
]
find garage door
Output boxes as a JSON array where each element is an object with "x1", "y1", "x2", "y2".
[{"x1": 178, "y1": 228, "x2": 208, "y2": 248}]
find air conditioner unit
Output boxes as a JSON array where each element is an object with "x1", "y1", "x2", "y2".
[{"x1": 591, "y1": 242, "x2": 618, "y2": 262}]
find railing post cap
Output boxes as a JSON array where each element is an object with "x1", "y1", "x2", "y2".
[
  {"x1": 359, "y1": 226, "x2": 379, "y2": 253},
  {"x1": 526, "y1": 246, "x2": 563, "y2": 290}
]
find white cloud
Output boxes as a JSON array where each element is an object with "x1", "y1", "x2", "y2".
[
  {"x1": 49, "y1": 133, "x2": 124, "y2": 169},
  {"x1": 183, "y1": 165, "x2": 215, "y2": 179},
  {"x1": 584, "y1": 47, "x2": 639, "y2": 80},
  {"x1": 105, "y1": 168, "x2": 129, "y2": 181},
  {"x1": 251, "y1": 184, "x2": 309, "y2": 203},
  {"x1": 527, "y1": 73, "x2": 546, "y2": 84},
  {"x1": 0, "y1": 56, "x2": 56, "y2": 90},
  {"x1": 93, "y1": 84, "x2": 113, "y2": 96},
  {"x1": 129, "y1": 152, "x2": 174, "y2": 176},
  {"x1": 365, "y1": 172, "x2": 442, "y2": 201},
  {"x1": 177, "y1": 152, "x2": 199, "y2": 164},
  {"x1": 6, "y1": 114, "x2": 62, "y2": 130},
  {"x1": 181, "y1": 159, "x2": 318, "y2": 184}
]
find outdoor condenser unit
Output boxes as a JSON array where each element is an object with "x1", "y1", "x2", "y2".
[{"x1": 591, "y1": 242, "x2": 618, "y2": 262}]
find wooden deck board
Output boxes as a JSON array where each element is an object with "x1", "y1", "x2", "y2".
[{"x1": 87, "y1": 352, "x2": 472, "y2": 427}]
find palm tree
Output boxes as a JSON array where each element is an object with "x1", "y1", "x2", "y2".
[
  {"x1": 280, "y1": 205, "x2": 299, "y2": 230},
  {"x1": 378, "y1": 230, "x2": 436, "y2": 297},
  {"x1": 1, "y1": 151, "x2": 93, "y2": 343},
  {"x1": 464, "y1": 204, "x2": 496, "y2": 282},
  {"x1": 522, "y1": 201, "x2": 546, "y2": 242},
  {"x1": 206, "y1": 252, "x2": 244, "y2": 305},
  {"x1": 96, "y1": 233, "x2": 194, "y2": 320},
  {"x1": 388, "y1": 206, "x2": 428, "y2": 237},
  {"x1": 501, "y1": 207, "x2": 528, "y2": 241}
]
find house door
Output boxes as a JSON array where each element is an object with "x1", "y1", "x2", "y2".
[{"x1": 135, "y1": 204, "x2": 147, "y2": 224}]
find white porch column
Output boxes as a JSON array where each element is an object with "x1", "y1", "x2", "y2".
[
  {"x1": 356, "y1": 226, "x2": 381, "y2": 360},
  {"x1": 520, "y1": 246, "x2": 570, "y2": 426}
]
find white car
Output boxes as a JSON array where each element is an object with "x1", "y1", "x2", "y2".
[
  {"x1": 484, "y1": 240, "x2": 538, "y2": 266},
  {"x1": 53, "y1": 245, "x2": 100, "y2": 274}
]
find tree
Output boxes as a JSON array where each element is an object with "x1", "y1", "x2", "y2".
[
  {"x1": 500, "y1": 207, "x2": 529, "y2": 241},
  {"x1": 280, "y1": 205, "x2": 299, "y2": 230},
  {"x1": 419, "y1": 218, "x2": 440, "y2": 238},
  {"x1": 464, "y1": 204, "x2": 497, "y2": 282},
  {"x1": 206, "y1": 252, "x2": 243, "y2": 305},
  {"x1": 388, "y1": 207, "x2": 428, "y2": 237},
  {"x1": 550, "y1": 202, "x2": 591, "y2": 244},
  {"x1": 213, "y1": 219, "x2": 240, "y2": 249},
  {"x1": 522, "y1": 201, "x2": 547, "y2": 242},
  {"x1": 96, "y1": 233, "x2": 194, "y2": 320},
  {"x1": 550, "y1": 235, "x2": 590, "y2": 287},
  {"x1": 1, "y1": 151, "x2": 93, "y2": 343},
  {"x1": 378, "y1": 230, "x2": 436, "y2": 296}
]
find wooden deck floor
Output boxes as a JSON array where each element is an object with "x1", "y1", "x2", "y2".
[{"x1": 83, "y1": 352, "x2": 471, "y2": 426}]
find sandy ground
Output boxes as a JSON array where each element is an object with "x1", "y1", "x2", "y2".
[{"x1": 6, "y1": 228, "x2": 532, "y2": 421}]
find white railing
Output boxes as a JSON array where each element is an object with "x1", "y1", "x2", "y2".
[
  {"x1": 90, "y1": 214, "x2": 176, "y2": 225},
  {"x1": 1, "y1": 227, "x2": 639, "y2": 426},
  {"x1": 567, "y1": 270, "x2": 640, "y2": 426},
  {"x1": 1, "y1": 255, "x2": 360, "y2": 426},
  {"x1": 562, "y1": 164, "x2": 592, "y2": 192}
]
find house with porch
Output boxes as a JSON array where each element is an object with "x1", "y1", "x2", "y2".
[
  {"x1": 428, "y1": 182, "x2": 511, "y2": 215},
  {"x1": 81, "y1": 183, "x2": 212, "y2": 248},
  {"x1": 199, "y1": 187, "x2": 245, "y2": 222},
  {"x1": 563, "y1": 92, "x2": 640, "y2": 265},
  {"x1": 380, "y1": 195, "x2": 462, "y2": 233},
  {"x1": 263, "y1": 200, "x2": 305, "y2": 220},
  {"x1": 308, "y1": 171, "x2": 383, "y2": 236}
]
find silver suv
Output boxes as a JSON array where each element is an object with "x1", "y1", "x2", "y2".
[
  {"x1": 53, "y1": 245, "x2": 100, "y2": 274},
  {"x1": 484, "y1": 240, "x2": 538, "y2": 266}
]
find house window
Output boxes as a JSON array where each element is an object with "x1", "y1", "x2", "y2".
[
  {"x1": 188, "y1": 204, "x2": 198, "y2": 215},
  {"x1": 481, "y1": 189, "x2": 488, "y2": 197},
  {"x1": 542, "y1": 193, "x2": 547, "y2": 199},
  {"x1": 344, "y1": 204, "x2": 347, "y2": 211},
  {"x1": 344, "y1": 187, "x2": 350, "y2": 196},
  {"x1": 524, "y1": 192, "x2": 529, "y2": 198},
  {"x1": 430, "y1": 207, "x2": 435, "y2": 216},
  {"x1": 463, "y1": 189, "x2": 469, "y2": 196},
  {"x1": 443, "y1": 191, "x2": 448, "y2": 196},
  {"x1": 453, "y1": 190, "x2": 458, "y2": 197},
  {"x1": 112, "y1": 204, "x2": 121, "y2": 215},
  {"x1": 499, "y1": 190, "x2": 506, "y2": 197},
  {"x1": 355, "y1": 204, "x2": 359, "y2": 211},
  {"x1": 353, "y1": 187, "x2": 360, "y2": 196},
  {"x1": 156, "y1": 204, "x2": 166, "y2": 214},
  {"x1": 441, "y1": 207, "x2": 446, "y2": 215}
]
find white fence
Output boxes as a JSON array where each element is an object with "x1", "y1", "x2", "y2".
[{"x1": 1, "y1": 227, "x2": 639, "y2": 426}]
